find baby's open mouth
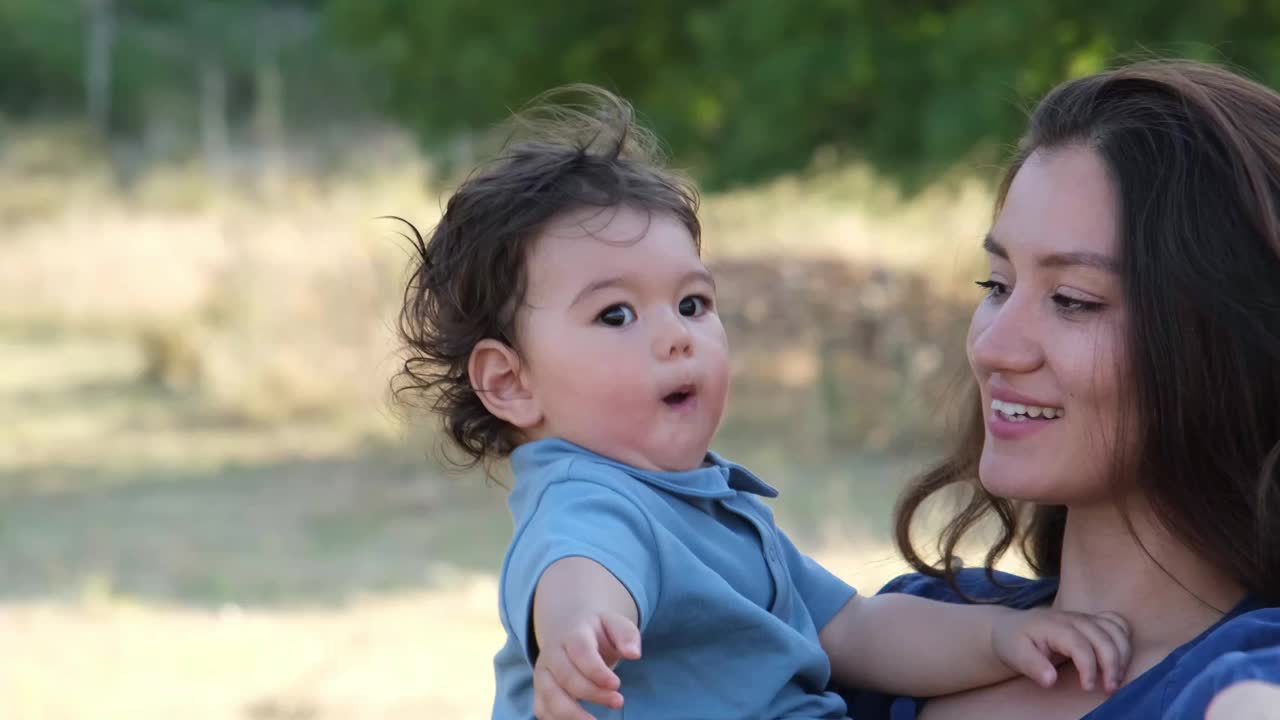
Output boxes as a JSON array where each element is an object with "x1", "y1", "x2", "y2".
[{"x1": 663, "y1": 385, "x2": 696, "y2": 406}]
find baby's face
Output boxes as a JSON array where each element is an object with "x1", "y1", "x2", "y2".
[{"x1": 514, "y1": 205, "x2": 730, "y2": 471}]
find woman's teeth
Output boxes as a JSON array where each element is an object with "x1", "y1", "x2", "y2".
[{"x1": 991, "y1": 398, "x2": 1064, "y2": 421}]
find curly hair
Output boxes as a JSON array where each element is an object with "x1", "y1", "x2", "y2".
[{"x1": 393, "y1": 84, "x2": 701, "y2": 468}]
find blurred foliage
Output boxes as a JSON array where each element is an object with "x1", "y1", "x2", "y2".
[
  {"x1": 325, "y1": 0, "x2": 1280, "y2": 188},
  {"x1": 4, "y1": 1, "x2": 1280, "y2": 187}
]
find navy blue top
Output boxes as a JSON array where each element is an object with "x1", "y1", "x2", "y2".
[
  {"x1": 492, "y1": 438, "x2": 857, "y2": 720},
  {"x1": 845, "y1": 569, "x2": 1280, "y2": 720}
]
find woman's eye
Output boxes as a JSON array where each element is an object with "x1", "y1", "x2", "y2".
[
  {"x1": 678, "y1": 295, "x2": 710, "y2": 317},
  {"x1": 597, "y1": 304, "x2": 637, "y2": 327},
  {"x1": 1052, "y1": 293, "x2": 1104, "y2": 314},
  {"x1": 974, "y1": 279, "x2": 1009, "y2": 299}
]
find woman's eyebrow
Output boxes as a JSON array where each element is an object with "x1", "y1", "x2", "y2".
[{"x1": 983, "y1": 233, "x2": 1118, "y2": 273}]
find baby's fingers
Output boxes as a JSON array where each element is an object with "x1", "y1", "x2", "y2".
[
  {"x1": 1066, "y1": 616, "x2": 1130, "y2": 692},
  {"x1": 1084, "y1": 612, "x2": 1132, "y2": 691},
  {"x1": 1041, "y1": 622, "x2": 1102, "y2": 691},
  {"x1": 534, "y1": 664, "x2": 600, "y2": 720},
  {"x1": 599, "y1": 612, "x2": 642, "y2": 663},
  {"x1": 564, "y1": 629, "x2": 623, "y2": 694},
  {"x1": 1001, "y1": 634, "x2": 1061, "y2": 689}
]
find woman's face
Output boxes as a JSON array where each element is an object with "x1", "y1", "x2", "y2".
[{"x1": 969, "y1": 145, "x2": 1133, "y2": 505}]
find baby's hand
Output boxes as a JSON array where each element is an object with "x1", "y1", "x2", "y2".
[
  {"x1": 532, "y1": 611, "x2": 642, "y2": 720},
  {"x1": 993, "y1": 608, "x2": 1132, "y2": 693}
]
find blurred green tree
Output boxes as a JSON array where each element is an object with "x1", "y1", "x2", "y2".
[
  {"x1": 5, "y1": 1, "x2": 1280, "y2": 187},
  {"x1": 326, "y1": 0, "x2": 1280, "y2": 188}
]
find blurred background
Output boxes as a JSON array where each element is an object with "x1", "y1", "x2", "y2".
[{"x1": 3, "y1": 2, "x2": 1279, "y2": 717}]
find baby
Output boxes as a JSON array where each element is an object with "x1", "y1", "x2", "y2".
[{"x1": 395, "y1": 85, "x2": 1131, "y2": 720}]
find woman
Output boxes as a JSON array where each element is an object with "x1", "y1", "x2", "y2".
[{"x1": 848, "y1": 59, "x2": 1280, "y2": 719}]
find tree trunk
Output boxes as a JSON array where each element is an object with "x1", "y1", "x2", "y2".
[
  {"x1": 254, "y1": 54, "x2": 286, "y2": 193},
  {"x1": 84, "y1": 0, "x2": 114, "y2": 135},
  {"x1": 200, "y1": 59, "x2": 231, "y2": 183}
]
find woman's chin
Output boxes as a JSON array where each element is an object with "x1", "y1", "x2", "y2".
[
  {"x1": 979, "y1": 449, "x2": 1109, "y2": 505},
  {"x1": 978, "y1": 456, "x2": 1058, "y2": 502},
  {"x1": 980, "y1": 477, "x2": 1041, "y2": 502}
]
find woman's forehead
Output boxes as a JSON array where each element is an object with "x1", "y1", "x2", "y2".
[{"x1": 994, "y1": 146, "x2": 1120, "y2": 259}]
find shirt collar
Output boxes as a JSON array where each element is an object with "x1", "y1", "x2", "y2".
[{"x1": 510, "y1": 437, "x2": 778, "y2": 500}]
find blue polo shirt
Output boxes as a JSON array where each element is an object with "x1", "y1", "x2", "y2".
[
  {"x1": 844, "y1": 570, "x2": 1280, "y2": 720},
  {"x1": 491, "y1": 438, "x2": 856, "y2": 720}
]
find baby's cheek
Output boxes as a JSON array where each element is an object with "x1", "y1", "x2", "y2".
[{"x1": 583, "y1": 373, "x2": 652, "y2": 412}]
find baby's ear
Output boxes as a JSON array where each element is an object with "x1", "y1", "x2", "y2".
[{"x1": 467, "y1": 339, "x2": 542, "y2": 429}]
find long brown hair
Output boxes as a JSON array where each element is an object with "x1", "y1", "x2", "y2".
[{"x1": 894, "y1": 60, "x2": 1280, "y2": 603}]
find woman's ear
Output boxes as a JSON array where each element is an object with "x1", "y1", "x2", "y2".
[{"x1": 468, "y1": 339, "x2": 542, "y2": 429}]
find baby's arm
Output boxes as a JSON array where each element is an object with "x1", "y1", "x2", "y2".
[
  {"x1": 504, "y1": 477, "x2": 658, "y2": 720},
  {"x1": 531, "y1": 557, "x2": 642, "y2": 720},
  {"x1": 820, "y1": 593, "x2": 1131, "y2": 697}
]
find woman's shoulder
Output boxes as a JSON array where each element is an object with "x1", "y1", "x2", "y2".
[
  {"x1": 1172, "y1": 604, "x2": 1280, "y2": 671},
  {"x1": 1161, "y1": 606, "x2": 1280, "y2": 718},
  {"x1": 877, "y1": 567, "x2": 1059, "y2": 608},
  {"x1": 1196, "y1": 603, "x2": 1280, "y2": 643}
]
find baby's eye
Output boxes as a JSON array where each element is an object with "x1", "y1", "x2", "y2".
[
  {"x1": 678, "y1": 295, "x2": 710, "y2": 317},
  {"x1": 598, "y1": 304, "x2": 637, "y2": 327}
]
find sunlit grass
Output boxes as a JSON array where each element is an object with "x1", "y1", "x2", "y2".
[{"x1": 4, "y1": 549, "x2": 930, "y2": 720}]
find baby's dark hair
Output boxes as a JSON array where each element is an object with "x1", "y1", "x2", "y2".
[{"x1": 394, "y1": 84, "x2": 702, "y2": 467}]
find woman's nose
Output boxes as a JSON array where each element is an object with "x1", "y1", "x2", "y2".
[{"x1": 969, "y1": 293, "x2": 1044, "y2": 375}]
